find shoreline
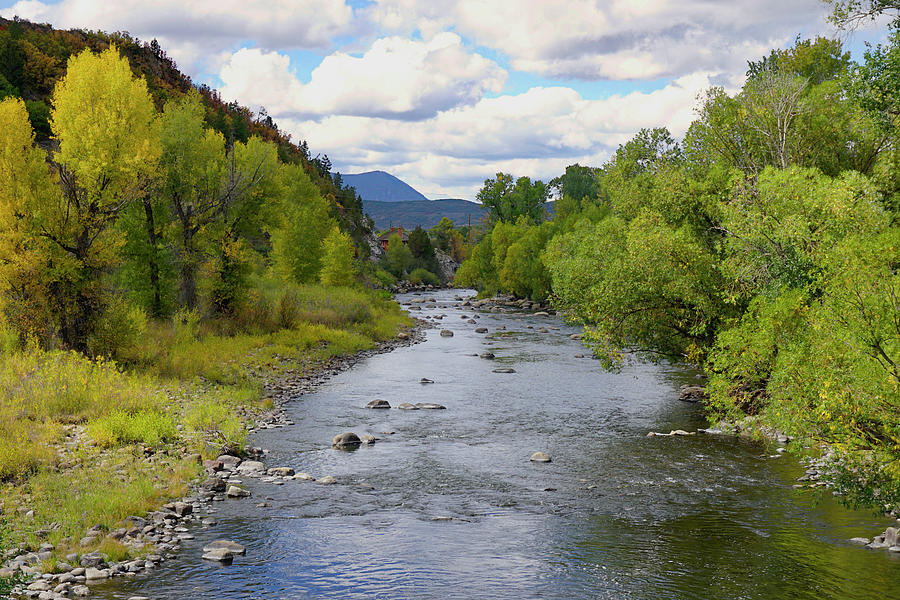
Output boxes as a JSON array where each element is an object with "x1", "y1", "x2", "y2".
[{"x1": 1, "y1": 301, "x2": 429, "y2": 600}]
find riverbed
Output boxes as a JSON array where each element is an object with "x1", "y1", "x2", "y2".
[{"x1": 95, "y1": 289, "x2": 900, "y2": 599}]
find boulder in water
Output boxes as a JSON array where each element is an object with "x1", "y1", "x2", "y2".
[
  {"x1": 397, "y1": 403, "x2": 419, "y2": 410},
  {"x1": 530, "y1": 452, "x2": 552, "y2": 463},
  {"x1": 332, "y1": 432, "x2": 362, "y2": 449},
  {"x1": 416, "y1": 402, "x2": 446, "y2": 410},
  {"x1": 492, "y1": 368, "x2": 516, "y2": 374},
  {"x1": 366, "y1": 399, "x2": 391, "y2": 409}
]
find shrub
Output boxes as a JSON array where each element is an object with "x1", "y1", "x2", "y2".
[
  {"x1": 184, "y1": 397, "x2": 247, "y2": 457},
  {"x1": 88, "y1": 298, "x2": 148, "y2": 362},
  {"x1": 88, "y1": 409, "x2": 177, "y2": 448},
  {"x1": 408, "y1": 268, "x2": 440, "y2": 286}
]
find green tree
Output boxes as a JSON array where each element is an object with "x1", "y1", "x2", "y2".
[
  {"x1": 476, "y1": 173, "x2": 547, "y2": 224},
  {"x1": 45, "y1": 46, "x2": 159, "y2": 350},
  {"x1": 319, "y1": 226, "x2": 356, "y2": 286},
  {"x1": 384, "y1": 233, "x2": 413, "y2": 278},
  {"x1": 271, "y1": 163, "x2": 336, "y2": 284},
  {"x1": 407, "y1": 225, "x2": 438, "y2": 273}
]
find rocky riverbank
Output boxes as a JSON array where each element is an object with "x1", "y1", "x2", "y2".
[{"x1": 1, "y1": 313, "x2": 427, "y2": 600}]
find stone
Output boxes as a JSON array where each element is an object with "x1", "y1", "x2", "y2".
[
  {"x1": 293, "y1": 473, "x2": 315, "y2": 481},
  {"x1": 479, "y1": 352, "x2": 495, "y2": 359},
  {"x1": 419, "y1": 378, "x2": 434, "y2": 384},
  {"x1": 534, "y1": 311, "x2": 549, "y2": 317},
  {"x1": 360, "y1": 434, "x2": 376, "y2": 445},
  {"x1": 569, "y1": 333, "x2": 582, "y2": 340},
  {"x1": 172, "y1": 502, "x2": 192, "y2": 517},
  {"x1": 200, "y1": 477, "x2": 226, "y2": 493},
  {"x1": 397, "y1": 403, "x2": 419, "y2": 410},
  {"x1": 885, "y1": 527, "x2": 899, "y2": 547},
  {"x1": 203, "y1": 540, "x2": 246, "y2": 555},
  {"x1": 268, "y1": 467, "x2": 295, "y2": 477},
  {"x1": 475, "y1": 327, "x2": 488, "y2": 333},
  {"x1": 236, "y1": 461, "x2": 265, "y2": 474},
  {"x1": 216, "y1": 455, "x2": 241, "y2": 468},
  {"x1": 366, "y1": 399, "x2": 391, "y2": 409},
  {"x1": 439, "y1": 330, "x2": 454, "y2": 337},
  {"x1": 226, "y1": 486, "x2": 251, "y2": 498},
  {"x1": 679, "y1": 385, "x2": 708, "y2": 403},
  {"x1": 397, "y1": 332, "x2": 409, "y2": 340},
  {"x1": 316, "y1": 476, "x2": 337, "y2": 485},
  {"x1": 201, "y1": 547, "x2": 234, "y2": 563},
  {"x1": 492, "y1": 368, "x2": 516, "y2": 374},
  {"x1": 79, "y1": 553, "x2": 104, "y2": 568},
  {"x1": 415, "y1": 403, "x2": 446, "y2": 410},
  {"x1": 537, "y1": 327, "x2": 549, "y2": 333},
  {"x1": 84, "y1": 567, "x2": 107, "y2": 580},
  {"x1": 848, "y1": 537, "x2": 871, "y2": 545},
  {"x1": 333, "y1": 432, "x2": 362, "y2": 449},
  {"x1": 530, "y1": 452, "x2": 552, "y2": 463},
  {"x1": 71, "y1": 585, "x2": 91, "y2": 597}
]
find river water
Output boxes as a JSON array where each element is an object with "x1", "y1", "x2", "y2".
[{"x1": 96, "y1": 289, "x2": 900, "y2": 599}]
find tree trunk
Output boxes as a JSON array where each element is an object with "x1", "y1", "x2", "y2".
[{"x1": 143, "y1": 198, "x2": 163, "y2": 317}]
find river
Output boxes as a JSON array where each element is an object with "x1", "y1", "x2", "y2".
[{"x1": 95, "y1": 289, "x2": 900, "y2": 599}]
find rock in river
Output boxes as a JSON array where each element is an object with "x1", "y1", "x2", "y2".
[
  {"x1": 440, "y1": 330, "x2": 454, "y2": 337},
  {"x1": 493, "y1": 368, "x2": 516, "y2": 374},
  {"x1": 226, "y1": 485, "x2": 251, "y2": 498},
  {"x1": 397, "y1": 403, "x2": 419, "y2": 410},
  {"x1": 420, "y1": 378, "x2": 435, "y2": 384},
  {"x1": 203, "y1": 540, "x2": 246, "y2": 555},
  {"x1": 366, "y1": 399, "x2": 391, "y2": 409},
  {"x1": 332, "y1": 432, "x2": 362, "y2": 449},
  {"x1": 530, "y1": 452, "x2": 552, "y2": 463},
  {"x1": 475, "y1": 327, "x2": 488, "y2": 333},
  {"x1": 480, "y1": 352, "x2": 495, "y2": 359},
  {"x1": 416, "y1": 402, "x2": 446, "y2": 410},
  {"x1": 679, "y1": 385, "x2": 708, "y2": 403}
]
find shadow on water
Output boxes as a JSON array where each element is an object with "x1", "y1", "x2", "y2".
[{"x1": 94, "y1": 289, "x2": 900, "y2": 600}]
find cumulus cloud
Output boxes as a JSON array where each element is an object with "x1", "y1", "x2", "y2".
[
  {"x1": 0, "y1": 0, "x2": 355, "y2": 71},
  {"x1": 278, "y1": 72, "x2": 716, "y2": 198},
  {"x1": 219, "y1": 33, "x2": 506, "y2": 119},
  {"x1": 367, "y1": 0, "x2": 831, "y2": 80}
]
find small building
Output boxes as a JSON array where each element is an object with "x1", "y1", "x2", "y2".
[{"x1": 378, "y1": 226, "x2": 408, "y2": 251}]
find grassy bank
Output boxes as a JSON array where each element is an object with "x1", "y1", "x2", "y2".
[{"x1": 0, "y1": 283, "x2": 411, "y2": 578}]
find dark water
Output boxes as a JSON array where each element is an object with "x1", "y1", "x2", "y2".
[{"x1": 97, "y1": 289, "x2": 900, "y2": 599}]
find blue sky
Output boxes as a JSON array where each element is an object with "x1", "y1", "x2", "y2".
[{"x1": 0, "y1": 0, "x2": 890, "y2": 199}]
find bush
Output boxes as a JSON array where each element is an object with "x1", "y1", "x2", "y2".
[
  {"x1": 184, "y1": 397, "x2": 247, "y2": 457},
  {"x1": 88, "y1": 298, "x2": 148, "y2": 362},
  {"x1": 408, "y1": 268, "x2": 440, "y2": 286},
  {"x1": 88, "y1": 409, "x2": 177, "y2": 447},
  {"x1": 373, "y1": 267, "x2": 397, "y2": 289}
]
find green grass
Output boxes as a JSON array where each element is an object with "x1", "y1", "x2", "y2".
[{"x1": 0, "y1": 280, "x2": 412, "y2": 565}]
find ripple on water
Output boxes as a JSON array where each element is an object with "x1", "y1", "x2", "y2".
[{"x1": 93, "y1": 289, "x2": 900, "y2": 600}]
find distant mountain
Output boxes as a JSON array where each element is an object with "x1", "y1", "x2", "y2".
[
  {"x1": 364, "y1": 199, "x2": 487, "y2": 231},
  {"x1": 342, "y1": 171, "x2": 429, "y2": 202}
]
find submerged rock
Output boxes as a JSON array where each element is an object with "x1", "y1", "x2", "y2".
[
  {"x1": 226, "y1": 485, "x2": 251, "y2": 498},
  {"x1": 366, "y1": 399, "x2": 391, "y2": 409},
  {"x1": 397, "y1": 403, "x2": 419, "y2": 410},
  {"x1": 678, "y1": 385, "x2": 707, "y2": 403},
  {"x1": 203, "y1": 540, "x2": 246, "y2": 555},
  {"x1": 416, "y1": 403, "x2": 446, "y2": 410},
  {"x1": 440, "y1": 330, "x2": 454, "y2": 337},
  {"x1": 492, "y1": 368, "x2": 516, "y2": 374}
]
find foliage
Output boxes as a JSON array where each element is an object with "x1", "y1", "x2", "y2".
[
  {"x1": 319, "y1": 226, "x2": 357, "y2": 287},
  {"x1": 383, "y1": 233, "x2": 414, "y2": 278},
  {"x1": 408, "y1": 268, "x2": 440, "y2": 286},
  {"x1": 476, "y1": 172, "x2": 548, "y2": 224},
  {"x1": 407, "y1": 225, "x2": 438, "y2": 273}
]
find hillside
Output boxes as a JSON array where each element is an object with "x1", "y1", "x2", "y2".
[
  {"x1": 0, "y1": 17, "x2": 371, "y2": 248},
  {"x1": 341, "y1": 170, "x2": 429, "y2": 202},
  {"x1": 363, "y1": 199, "x2": 487, "y2": 230}
]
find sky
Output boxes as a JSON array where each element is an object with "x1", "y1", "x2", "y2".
[{"x1": 0, "y1": 0, "x2": 891, "y2": 199}]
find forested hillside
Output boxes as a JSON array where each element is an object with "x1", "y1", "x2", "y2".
[
  {"x1": 456, "y1": 24, "x2": 900, "y2": 509},
  {"x1": 0, "y1": 16, "x2": 371, "y2": 248}
]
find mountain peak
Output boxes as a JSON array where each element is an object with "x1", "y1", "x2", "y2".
[{"x1": 341, "y1": 171, "x2": 429, "y2": 203}]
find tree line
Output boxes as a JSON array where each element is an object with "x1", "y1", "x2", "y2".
[
  {"x1": 0, "y1": 45, "x2": 362, "y2": 356},
  {"x1": 456, "y1": 27, "x2": 900, "y2": 508}
]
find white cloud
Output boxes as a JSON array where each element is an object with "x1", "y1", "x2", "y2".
[
  {"x1": 0, "y1": 0, "x2": 355, "y2": 71},
  {"x1": 367, "y1": 0, "x2": 832, "y2": 80},
  {"x1": 218, "y1": 33, "x2": 506, "y2": 119},
  {"x1": 278, "y1": 72, "x2": 717, "y2": 199}
]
